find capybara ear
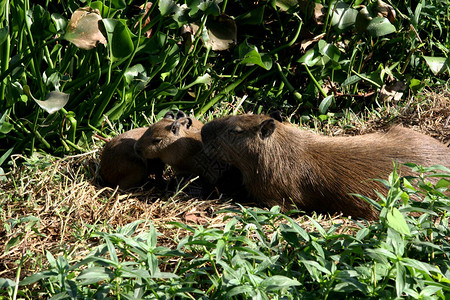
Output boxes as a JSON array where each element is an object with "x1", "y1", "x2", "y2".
[
  {"x1": 185, "y1": 117, "x2": 193, "y2": 129},
  {"x1": 176, "y1": 110, "x2": 187, "y2": 119},
  {"x1": 270, "y1": 110, "x2": 282, "y2": 122},
  {"x1": 164, "y1": 111, "x2": 175, "y2": 119},
  {"x1": 171, "y1": 121, "x2": 181, "y2": 135},
  {"x1": 259, "y1": 119, "x2": 276, "y2": 139}
]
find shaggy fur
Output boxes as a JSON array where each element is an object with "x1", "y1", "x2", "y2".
[
  {"x1": 201, "y1": 114, "x2": 450, "y2": 220},
  {"x1": 99, "y1": 127, "x2": 164, "y2": 189}
]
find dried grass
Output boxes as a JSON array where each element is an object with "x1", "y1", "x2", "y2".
[
  {"x1": 1, "y1": 89, "x2": 448, "y2": 281},
  {"x1": 0, "y1": 150, "x2": 353, "y2": 281}
]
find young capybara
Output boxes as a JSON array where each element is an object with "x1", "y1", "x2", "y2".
[
  {"x1": 134, "y1": 113, "x2": 245, "y2": 195},
  {"x1": 99, "y1": 111, "x2": 189, "y2": 189},
  {"x1": 134, "y1": 115, "x2": 204, "y2": 175},
  {"x1": 99, "y1": 127, "x2": 165, "y2": 190},
  {"x1": 201, "y1": 113, "x2": 450, "y2": 220}
]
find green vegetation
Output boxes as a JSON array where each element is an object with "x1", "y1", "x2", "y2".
[
  {"x1": 1, "y1": 0, "x2": 449, "y2": 298},
  {"x1": 1, "y1": 160, "x2": 449, "y2": 298},
  {"x1": 0, "y1": 0, "x2": 449, "y2": 161}
]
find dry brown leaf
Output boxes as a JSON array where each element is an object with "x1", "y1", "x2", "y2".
[
  {"x1": 134, "y1": 2, "x2": 154, "y2": 38},
  {"x1": 379, "y1": 81, "x2": 407, "y2": 103},
  {"x1": 64, "y1": 7, "x2": 107, "y2": 50},
  {"x1": 376, "y1": 0, "x2": 396, "y2": 24}
]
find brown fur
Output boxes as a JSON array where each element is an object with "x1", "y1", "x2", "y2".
[
  {"x1": 134, "y1": 115, "x2": 245, "y2": 195},
  {"x1": 99, "y1": 128, "x2": 165, "y2": 190},
  {"x1": 134, "y1": 116, "x2": 204, "y2": 175},
  {"x1": 201, "y1": 114, "x2": 450, "y2": 220}
]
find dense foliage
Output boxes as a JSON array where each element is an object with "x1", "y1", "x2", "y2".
[
  {"x1": 0, "y1": 0, "x2": 449, "y2": 166},
  {"x1": 1, "y1": 164, "x2": 449, "y2": 298},
  {"x1": 1, "y1": 1, "x2": 449, "y2": 298}
]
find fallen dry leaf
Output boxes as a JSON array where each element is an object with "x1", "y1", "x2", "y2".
[{"x1": 64, "y1": 7, "x2": 107, "y2": 50}]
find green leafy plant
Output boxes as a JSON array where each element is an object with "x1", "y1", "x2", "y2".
[
  {"x1": 1, "y1": 0, "x2": 448, "y2": 162},
  {"x1": 3, "y1": 164, "x2": 449, "y2": 299}
]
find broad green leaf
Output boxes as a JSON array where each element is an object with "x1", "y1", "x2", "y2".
[
  {"x1": 90, "y1": 1, "x2": 117, "y2": 17},
  {"x1": 50, "y1": 13, "x2": 67, "y2": 33},
  {"x1": 4, "y1": 234, "x2": 22, "y2": 253},
  {"x1": 298, "y1": 48, "x2": 321, "y2": 67},
  {"x1": 198, "y1": 0, "x2": 220, "y2": 16},
  {"x1": 260, "y1": 275, "x2": 300, "y2": 291},
  {"x1": 46, "y1": 250, "x2": 57, "y2": 269},
  {"x1": 366, "y1": 16, "x2": 396, "y2": 37},
  {"x1": 215, "y1": 239, "x2": 225, "y2": 262},
  {"x1": 299, "y1": 41, "x2": 340, "y2": 67},
  {"x1": 319, "y1": 95, "x2": 334, "y2": 114},
  {"x1": 0, "y1": 147, "x2": 13, "y2": 166},
  {"x1": 331, "y1": 1, "x2": 358, "y2": 31},
  {"x1": 225, "y1": 285, "x2": 255, "y2": 297},
  {"x1": 423, "y1": 56, "x2": 449, "y2": 75},
  {"x1": 276, "y1": 0, "x2": 298, "y2": 11},
  {"x1": 0, "y1": 278, "x2": 15, "y2": 288},
  {"x1": 159, "y1": 0, "x2": 179, "y2": 16},
  {"x1": 64, "y1": 7, "x2": 106, "y2": 50},
  {"x1": 111, "y1": 0, "x2": 126, "y2": 9},
  {"x1": 319, "y1": 41, "x2": 341, "y2": 63},
  {"x1": 238, "y1": 41, "x2": 272, "y2": 70},
  {"x1": 386, "y1": 208, "x2": 411, "y2": 236},
  {"x1": 112, "y1": 21, "x2": 134, "y2": 59},
  {"x1": 20, "y1": 271, "x2": 59, "y2": 286},
  {"x1": 395, "y1": 262, "x2": 406, "y2": 298},
  {"x1": 24, "y1": 86, "x2": 69, "y2": 114},
  {"x1": 77, "y1": 267, "x2": 115, "y2": 285},
  {"x1": 117, "y1": 219, "x2": 144, "y2": 236},
  {"x1": 435, "y1": 178, "x2": 450, "y2": 189},
  {"x1": 355, "y1": 227, "x2": 370, "y2": 240},
  {"x1": 300, "y1": 260, "x2": 332, "y2": 275},
  {"x1": 341, "y1": 74, "x2": 363, "y2": 87},
  {"x1": 0, "y1": 112, "x2": 13, "y2": 134},
  {"x1": 0, "y1": 27, "x2": 8, "y2": 45}
]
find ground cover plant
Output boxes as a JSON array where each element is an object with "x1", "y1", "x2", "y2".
[
  {"x1": 1, "y1": 0, "x2": 450, "y2": 298},
  {"x1": 0, "y1": 0, "x2": 449, "y2": 161},
  {"x1": 0, "y1": 150, "x2": 449, "y2": 298}
]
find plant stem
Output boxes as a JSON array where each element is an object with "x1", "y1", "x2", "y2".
[{"x1": 303, "y1": 64, "x2": 328, "y2": 98}]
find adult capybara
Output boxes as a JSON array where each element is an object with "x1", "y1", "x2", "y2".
[
  {"x1": 201, "y1": 113, "x2": 450, "y2": 220},
  {"x1": 99, "y1": 127, "x2": 165, "y2": 190}
]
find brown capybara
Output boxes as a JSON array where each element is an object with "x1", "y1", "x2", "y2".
[
  {"x1": 134, "y1": 114, "x2": 204, "y2": 175},
  {"x1": 201, "y1": 113, "x2": 450, "y2": 220},
  {"x1": 134, "y1": 113, "x2": 245, "y2": 196},
  {"x1": 99, "y1": 127, "x2": 165, "y2": 190},
  {"x1": 99, "y1": 111, "x2": 189, "y2": 189}
]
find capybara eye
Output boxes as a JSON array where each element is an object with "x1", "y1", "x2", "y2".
[
  {"x1": 229, "y1": 127, "x2": 243, "y2": 134},
  {"x1": 152, "y1": 138, "x2": 162, "y2": 145}
]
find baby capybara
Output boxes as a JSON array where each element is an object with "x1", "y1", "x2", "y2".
[
  {"x1": 99, "y1": 127, "x2": 165, "y2": 189},
  {"x1": 201, "y1": 113, "x2": 450, "y2": 220},
  {"x1": 134, "y1": 113, "x2": 245, "y2": 195},
  {"x1": 134, "y1": 115, "x2": 204, "y2": 175},
  {"x1": 99, "y1": 111, "x2": 190, "y2": 189}
]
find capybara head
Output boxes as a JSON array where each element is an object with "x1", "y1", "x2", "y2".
[
  {"x1": 99, "y1": 127, "x2": 165, "y2": 190},
  {"x1": 201, "y1": 112, "x2": 282, "y2": 166},
  {"x1": 134, "y1": 112, "x2": 203, "y2": 172}
]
